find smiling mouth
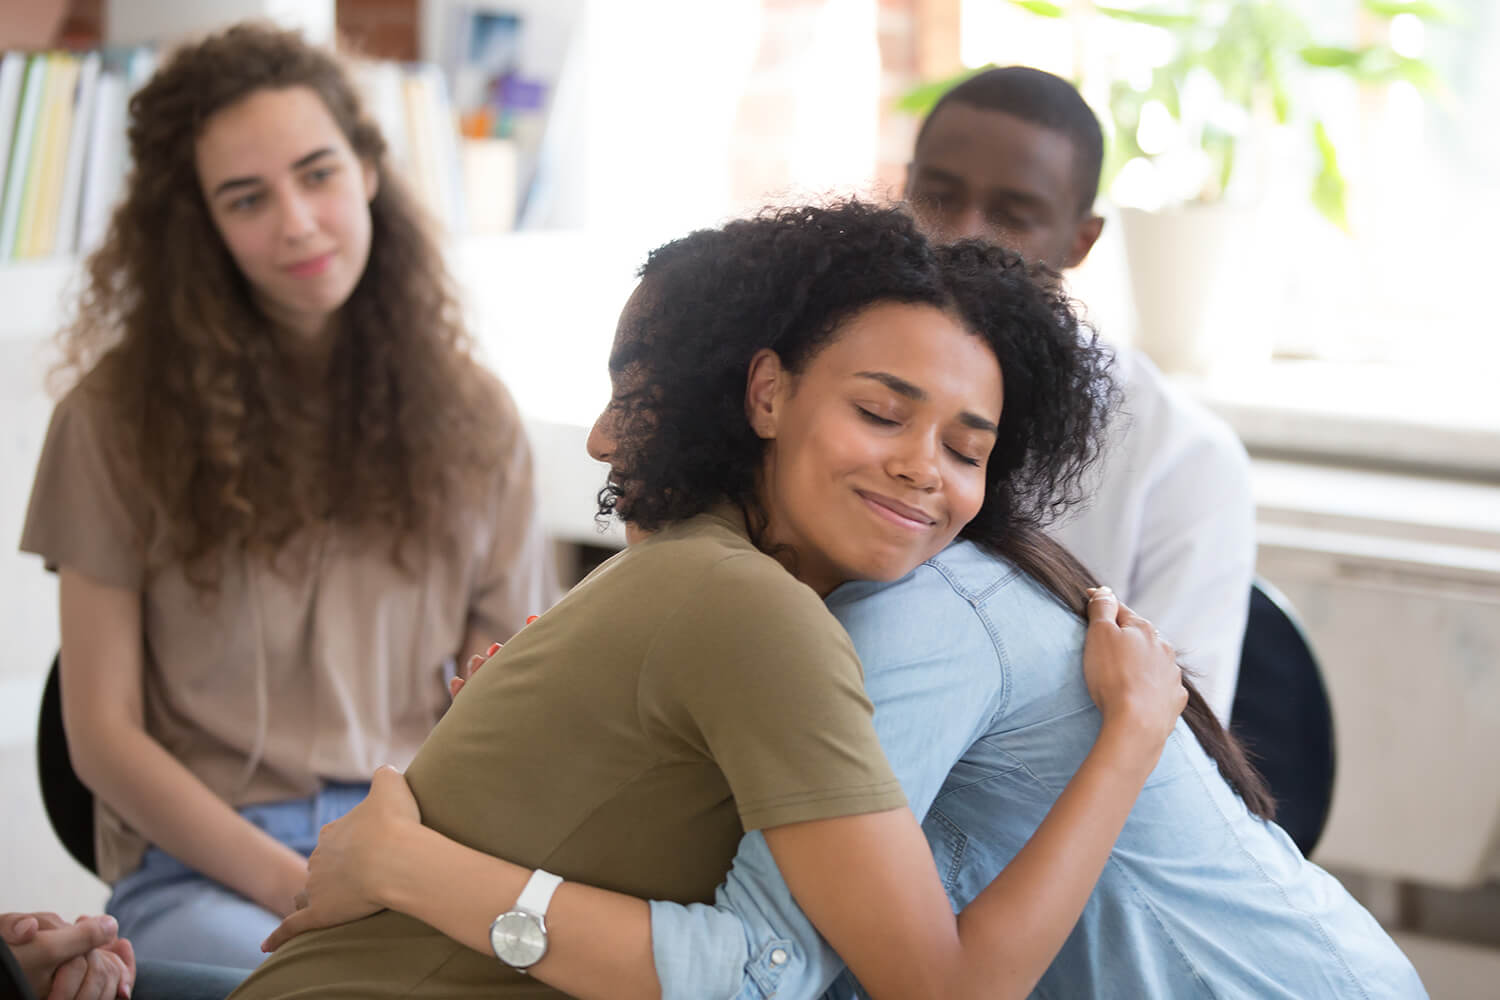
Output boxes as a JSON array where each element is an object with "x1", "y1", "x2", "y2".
[
  {"x1": 284, "y1": 252, "x2": 334, "y2": 277},
  {"x1": 857, "y1": 490, "x2": 937, "y2": 530}
]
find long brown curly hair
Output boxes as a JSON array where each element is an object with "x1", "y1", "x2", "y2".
[{"x1": 58, "y1": 22, "x2": 504, "y2": 585}]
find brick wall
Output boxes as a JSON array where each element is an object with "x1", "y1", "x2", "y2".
[
  {"x1": 53, "y1": 0, "x2": 417, "y2": 56},
  {"x1": 336, "y1": 0, "x2": 417, "y2": 61},
  {"x1": 57, "y1": 0, "x2": 101, "y2": 47}
]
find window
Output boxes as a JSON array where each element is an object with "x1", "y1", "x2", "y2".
[{"x1": 958, "y1": 0, "x2": 1499, "y2": 399}]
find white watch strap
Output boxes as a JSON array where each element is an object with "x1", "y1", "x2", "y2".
[{"x1": 514, "y1": 868, "x2": 563, "y2": 916}]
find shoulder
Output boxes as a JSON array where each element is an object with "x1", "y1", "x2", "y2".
[
  {"x1": 465, "y1": 364, "x2": 525, "y2": 438},
  {"x1": 1113, "y1": 349, "x2": 1249, "y2": 476},
  {"x1": 653, "y1": 516, "x2": 836, "y2": 629},
  {"x1": 39, "y1": 371, "x2": 135, "y2": 475},
  {"x1": 634, "y1": 515, "x2": 855, "y2": 677},
  {"x1": 829, "y1": 542, "x2": 1016, "y2": 663}
]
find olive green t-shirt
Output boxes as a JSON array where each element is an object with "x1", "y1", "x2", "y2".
[{"x1": 232, "y1": 509, "x2": 906, "y2": 998}]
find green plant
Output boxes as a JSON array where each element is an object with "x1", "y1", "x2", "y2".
[{"x1": 897, "y1": 0, "x2": 1450, "y2": 230}]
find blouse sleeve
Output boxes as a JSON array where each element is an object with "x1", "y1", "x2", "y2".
[
  {"x1": 640, "y1": 554, "x2": 907, "y2": 832},
  {"x1": 19, "y1": 387, "x2": 151, "y2": 589},
  {"x1": 464, "y1": 376, "x2": 560, "y2": 644}
]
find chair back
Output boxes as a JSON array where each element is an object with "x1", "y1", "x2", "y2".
[
  {"x1": 37, "y1": 653, "x2": 98, "y2": 874},
  {"x1": 1231, "y1": 580, "x2": 1336, "y2": 857}
]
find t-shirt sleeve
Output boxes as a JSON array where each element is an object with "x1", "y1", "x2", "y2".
[
  {"x1": 19, "y1": 388, "x2": 150, "y2": 589},
  {"x1": 640, "y1": 554, "x2": 906, "y2": 831},
  {"x1": 464, "y1": 377, "x2": 560, "y2": 644}
]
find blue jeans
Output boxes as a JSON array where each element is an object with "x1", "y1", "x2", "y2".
[
  {"x1": 135, "y1": 959, "x2": 247, "y2": 1000},
  {"x1": 107, "y1": 782, "x2": 370, "y2": 971}
]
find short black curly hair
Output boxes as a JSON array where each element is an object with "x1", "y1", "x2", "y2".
[{"x1": 598, "y1": 201, "x2": 1116, "y2": 554}]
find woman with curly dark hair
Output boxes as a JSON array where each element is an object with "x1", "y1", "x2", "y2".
[
  {"x1": 233, "y1": 201, "x2": 1183, "y2": 999},
  {"x1": 18, "y1": 23, "x2": 556, "y2": 970},
  {"x1": 257, "y1": 202, "x2": 1421, "y2": 1000}
]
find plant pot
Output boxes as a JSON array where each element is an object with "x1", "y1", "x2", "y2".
[{"x1": 1119, "y1": 202, "x2": 1269, "y2": 376}]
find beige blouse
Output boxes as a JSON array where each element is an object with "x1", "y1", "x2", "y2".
[{"x1": 20, "y1": 374, "x2": 558, "y2": 882}]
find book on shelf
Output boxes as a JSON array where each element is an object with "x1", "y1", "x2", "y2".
[
  {"x1": 0, "y1": 46, "x2": 153, "y2": 264},
  {"x1": 24, "y1": 53, "x2": 82, "y2": 259},
  {"x1": 53, "y1": 51, "x2": 102, "y2": 260},
  {"x1": 0, "y1": 52, "x2": 27, "y2": 200},
  {"x1": 355, "y1": 58, "x2": 467, "y2": 236}
]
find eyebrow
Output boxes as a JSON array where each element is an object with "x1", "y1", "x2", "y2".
[
  {"x1": 854, "y1": 371, "x2": 999, "y2": 433},
  {"x1": 211, "y1": 147, "x2": 337, "y2": 198},
  {"x1": 914, "y1": 165, "x2": 1050, "y2": 212}
]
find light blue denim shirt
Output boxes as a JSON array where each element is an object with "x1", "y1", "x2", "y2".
[{"x1": 649, "y1": 540, "x2": 1426, "y2": 999}]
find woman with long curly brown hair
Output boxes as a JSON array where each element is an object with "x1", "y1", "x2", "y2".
[{"x1": 19, "y1": 22, "x2": 556, "y2": 971}]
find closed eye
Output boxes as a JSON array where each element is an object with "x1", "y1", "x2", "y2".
[
  {"x1": 855, "y1": 406, "x2": 899, "y2": 427},
  {"x1": 946, "y1": 445, "x2": 982, "y2": 468}
]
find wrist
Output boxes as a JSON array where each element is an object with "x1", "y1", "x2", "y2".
[
  {"x1": 1094, "y1": 716, "x2": 1168, "y2": 778},
  {"x1": 264, "y1": 853, "x2": 308, "y2": 917},
  {"x1": 376, "y1": 819, "x2": 437, "y2": 913}
]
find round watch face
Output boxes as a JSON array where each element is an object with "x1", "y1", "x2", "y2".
[{"x1": 491, "y1": 910, "x2": 548, "y2": 969}]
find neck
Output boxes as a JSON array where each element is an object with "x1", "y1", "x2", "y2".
[{"x1": 271, "y1": 313, "x2": 339, "y2": 384}]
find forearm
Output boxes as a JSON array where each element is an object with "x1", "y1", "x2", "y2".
[
  {"x1": 952, "y1": 721, "x2": 1161, "y2": 996},
  {"x1": 379, "y1": 823, "x2": 660, "y2": 1000},
  {"x1": 72, "y1": 722, "x2": 306, "y2": 916}
]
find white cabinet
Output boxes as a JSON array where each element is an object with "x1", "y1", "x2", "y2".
[{"x1": 1255, "y1": 461, "x2": 1500, "y2": 888}]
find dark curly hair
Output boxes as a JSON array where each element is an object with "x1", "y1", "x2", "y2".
[
  {"x1": 599, "y1": 200, "x2": 1273, "y2": 819},
  {"x1": 57, "y1": 22, "x2": 502, "y2": 585},
  {"x1": 599, "y1": 200, "x2": 1115, "y2": 553}
]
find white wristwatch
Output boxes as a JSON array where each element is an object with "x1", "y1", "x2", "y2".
[{"x1": 490, "y1": 868, "x2": 563, "y2": 973}]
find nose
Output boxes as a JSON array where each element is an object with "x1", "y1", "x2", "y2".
[
  {"x1": 278, "y1": 188, "x2": 317, "y2": 243},
  {"x1": 948, "y1": 204, "x2": 992, "y2": 242},
  {"x1": 888, "y1": 430, "x2": 941, "y2": 490},
  {"x1": 586, "y1": 407, "x2": 618, "y2": 464}
]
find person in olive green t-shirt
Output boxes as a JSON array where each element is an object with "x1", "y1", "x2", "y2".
[
  {"x1": 237, "y1": 508, "x2": 903, "y2": 998},
  {"x1": 242, "y1": 203, "x2": 1188, "y2": 1000}
]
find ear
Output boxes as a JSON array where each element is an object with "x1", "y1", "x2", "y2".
[
  {"x1": 1063, "y1": 213, "x2": 1104, "y2": 269},
  {"x1": 744, "y1": 348, "x2": 787, "y2": 440},
  {"x1": 362, "y1": 158, "x2": 380, "y2": 202}
]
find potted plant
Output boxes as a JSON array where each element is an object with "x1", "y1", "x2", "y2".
[{"x1": 899, "y1": 0, "x2": 1448, "y2": 373}]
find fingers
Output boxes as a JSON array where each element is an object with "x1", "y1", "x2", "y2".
[
  {"x1": 45, "y1": 947, "x2": 124, "y2": 1000},
  {"x1": 1084, "y1": 586, "x2": 1118, "y2": 624},
  {"x1": 261, "y1": 909, "x2": 314, "y2": 953},
  {"x1": 469, "y1": 642, "x2": 500, "y2": 679},
  {"x1": 0, "y1": 912, "x2": 41, "y2": 944},
  {"x1": 1088, "y1": 588, "x2": 1171, "y2": 650},
  {"x1": 452, "y1": 643, "x2": 500, "y2": 700},
  {"x1": 372, "y1": 763, "x2": 404, "y2": 786},
  {"x1": 47, "y1": 955, "x2": 88, "y2": 1000},
  {"x1": 99, "y1": 937, "x2": 134, "y2": 996},
  {"x1": 34, "y1": 916, "x2": 119, "y2": 970}
]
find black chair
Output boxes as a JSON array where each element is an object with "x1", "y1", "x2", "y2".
[
  {"x1": 1, "y1": 936, "x2": 41, "y2": 1000},
  {"x1": 36, "y1": 653, "x2": 97, "y2": 875},
  {"x1": 1230, "y1": 579, "x2": 1336, "y2": 857}
]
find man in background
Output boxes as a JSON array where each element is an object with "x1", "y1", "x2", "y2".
[{"x1": 904, "y1": 66, "x2": 1255, "y2": 722}]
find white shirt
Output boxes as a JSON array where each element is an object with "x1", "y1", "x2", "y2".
[{"x1": 1051, "y1": 348, "x2": 1256, "y2": 723}]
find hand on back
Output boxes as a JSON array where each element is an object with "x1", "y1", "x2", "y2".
[
  {"x1": 448, "y1": 641, "x2": 502, "y2": 699},
  {"x1": 1081, "y1": 587, "x2": 1188, "y2": 751},
  {"x1": 261, "y1": 765, "x2": 423, "y2": 953}
]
